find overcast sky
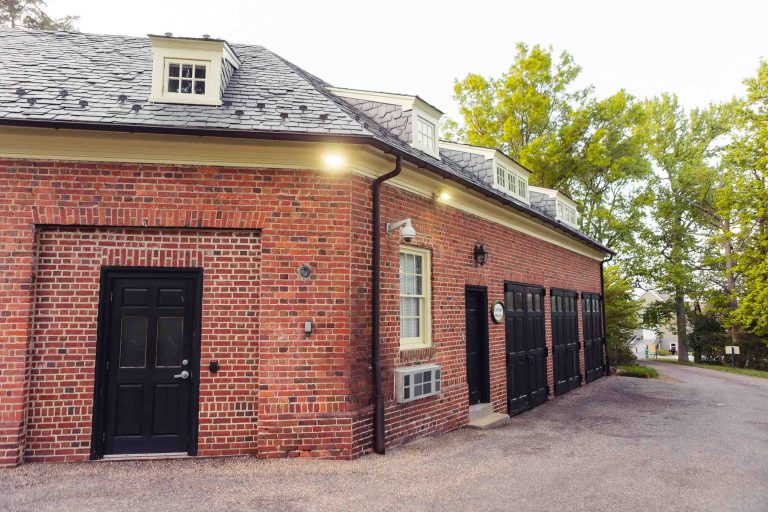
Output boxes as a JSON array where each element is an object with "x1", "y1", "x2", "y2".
[{"x1": 48, "y1": 0, "x2": 766, "y2": 122}]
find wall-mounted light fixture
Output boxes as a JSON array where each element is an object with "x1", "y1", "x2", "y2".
[
  {"x1": 474, "y1": 244, "x2": 489, "y2": 266},
  {"x1": 323, "y1": 153, "x2": 346, "y2": 170},
  {"x1": 434, "y1": 191, "x2": 451, "y2": 203},
  {"x1": 386, "y1": 218, "x2": 416, "y2": 243}
]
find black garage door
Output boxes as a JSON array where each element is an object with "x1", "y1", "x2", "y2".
[
  {"x1": 551, "y1": 289, "x2": 581, "y2": 395},
  {"x1": 583, "y1": 292, "x2": 605, "y2": 383},
  {"x1": 505, "y1": 283, "x2": 548, "y2": 416}
]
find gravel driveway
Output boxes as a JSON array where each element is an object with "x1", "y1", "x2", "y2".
[{"x1": 2, "y1": 362, "x2": 767, "y2": 512}]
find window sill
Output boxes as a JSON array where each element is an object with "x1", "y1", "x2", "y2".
[
  {"x1": 399, "y1": 343, "x2": 432, "y2": 352},
  {"x1": 148, "y1": 95, "x2": 222, "y2": 106}
]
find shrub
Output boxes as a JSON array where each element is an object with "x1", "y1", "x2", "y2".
[
  {"x1": 656, "y1": 348, "x2": 671, "y2": 356},
  {"x1": 617, "y1": 364, "x2": 658, "y2": 378}
]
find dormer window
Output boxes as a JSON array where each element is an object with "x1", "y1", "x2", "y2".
[
  {"x1": 148, "y1": 34, "x2": 240, "y2": 106},
  {"x1": 327, "y1": 88, "x2": 444, "y2": 159},
  {"x1": 557, "y1": 200, "x2": 578, "y2": 227},
  {"x1": 166, "y1": 61, "x2": 207, "y2": 95},
  {"x1": 495, "y1": 162, "x2": 528, "y2": 202},
  {"x1": 415, "y1": 116, "x2": 436, "y2": 154}
]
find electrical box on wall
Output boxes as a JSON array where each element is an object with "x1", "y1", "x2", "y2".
[{"x1": 394, "y1": 364, "x2": 441, "y2": 403}]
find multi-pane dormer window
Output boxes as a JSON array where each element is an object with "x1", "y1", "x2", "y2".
[
  {"x1": 495, "y1": 163, "x2": 528, "y2": 203},
  {"x1": 415, "y1": 116, "x2": 436, "y2": 154},
  {"x1": 148, "y1": 34, "x2": 240, "y2": 106},
  {"x1": 166, "y1": 61, "x2": 207, "y2": 95},
  {"x1": 557, "y1": 200, "x2": 578, "y2": 227}
]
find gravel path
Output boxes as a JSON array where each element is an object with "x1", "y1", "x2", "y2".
[{"x1": 2, "y1": 362, "x2": 767, "y2": 512}]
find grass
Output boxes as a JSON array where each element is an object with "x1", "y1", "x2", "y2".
[
  {"x1": 652, "y1": 359, "x2": 768, "y2": 380},
  {"x1": 617, "y1": 364, "x2": 659, "y2": 379}
]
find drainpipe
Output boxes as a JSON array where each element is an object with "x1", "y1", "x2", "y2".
[
  {"x1": 372, "y1": 155, "x2": 402, "y2": 455},
  {"x1": 600, "y1": 254, "x2": 614, "y2": 376}
]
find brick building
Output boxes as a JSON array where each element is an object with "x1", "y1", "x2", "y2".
[{"x1": 0, "y1": 29, "x2": 612, "y2": 467}]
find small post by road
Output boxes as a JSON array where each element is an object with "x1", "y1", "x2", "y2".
[{"x1": 725, "y1": 346, "x2": 740, "y2": 368}]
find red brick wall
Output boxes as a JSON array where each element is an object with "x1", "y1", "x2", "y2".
[
  {"x1": 0, "y1": 159, "x2": 355, "y2": 466},
  {"x1": 27, "y1": 228, "x2": 261, "y2": 462},
  {"x1": 0, "y1": 157, "x2": 604, "y2": 466},
  {"x1": 350, "y1": 176, "x2": 603, "y2": 455}
]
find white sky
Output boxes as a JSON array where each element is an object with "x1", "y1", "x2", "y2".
[{"x1": 48, "y1": 0, "x2": 766, "y2": 122}]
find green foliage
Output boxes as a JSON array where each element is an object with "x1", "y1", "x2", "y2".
[
  {"x1": 448, "y1": 44, "x2": 651, "y2": 252},
  {"x1": 604, "y1": 265, "x2": 642, "y2": 365},
  {"x1": 634, "y1": 94, "x2": 733, "y2": 360},
  {"x1": 688, "y1": 311, "x2": 727, "y2": 364},
  {"x1": 617, "y1": 364, "x2": 658, "y2": 379},
  {"x1": 446, "y1": 43, "x2": 589, "y2": 169},
  {"x1": 656, "y1": 348, "x2": 672, "y2": 356},
  {"x1": 720, "y1": 61, "x2": 768, "y2": 337},
  {"x1": 642, "y1": 299, "x2": 676, "y2": 336},
  {"x1": 0, "y1": 0, "x2": 78, "y2": 31}
]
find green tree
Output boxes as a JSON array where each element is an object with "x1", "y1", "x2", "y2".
[
  {"x1": 551, "y1": 90, "x2": 652, "y2": 251},
  {"x1": 638, "y1": 94, "x2": 733, "y2": 362},
  {"x1": 0, "y1": 0, "x2": 78, "y2": 31},
  {"x1": 603, "y1": 265, "x2": 642, "y2": 365},
  {"x1": 721, "y1": 61, "x2": 768, "y2": 337},
  {"x1": 445, "y1": 42, "x2": 590, "y2": 185},
  {"x1": 447, "y1": 44, "x2": 651, "y2": 252}
]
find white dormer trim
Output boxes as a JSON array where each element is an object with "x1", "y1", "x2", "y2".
[
  {"x1": 438, "y1": 141, "x2": 531, "y2": 204},
  {"x1": 530, "y1": 186, "x2": 580, "y2": 228},
  {"x1": 328, "y1": 87, "x2": 443, "y2": 119},
  {"x1": 438, "y1": 141, "x2": 531, "y2": 176},
  {"x1": 148, "y1": 35, "x2": 241, "y2": 106},
  {"x1": 329, "y1": 87, "x2": 443, "y2": 158}
]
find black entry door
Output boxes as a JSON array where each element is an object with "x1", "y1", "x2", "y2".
[
  {"x1": 465, "y1": 286, "x2": 490, "y2": 405},
  {"x1": 504, "y1": 283, "x2": 548, "y2": 416},
  {"x1": 551, "y1": 289, "x2": 581, "y2": 395},
  {"x1": 95, "y1": 269, "x2": 201, "y2": 457},
  {"x1": 583, "y1": 292, "x2": 605, "y2": 383}
]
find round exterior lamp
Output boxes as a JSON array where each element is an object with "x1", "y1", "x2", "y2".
[{"x1": 474, "y1": 244, "x2": 489, "y2": 266}]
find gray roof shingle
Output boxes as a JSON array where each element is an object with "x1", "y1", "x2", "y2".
[{"x1": 0, "y1": 28, "x2": 612, "y2": 255}]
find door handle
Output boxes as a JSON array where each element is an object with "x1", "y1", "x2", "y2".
[{"x1": 173, "y1": 370, "x2": 190, "y2": 380}]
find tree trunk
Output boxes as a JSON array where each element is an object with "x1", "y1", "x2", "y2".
[
  {"x1": 675, "y1": 291, "x2": 689, "y2": 362},
  {"x1": 723, "y1": 218, "x2": 740, "y2": 345}
]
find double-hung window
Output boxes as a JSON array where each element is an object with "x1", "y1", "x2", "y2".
[{"x1": 399, "y1": 246, "x2": 431, "y2": 348}]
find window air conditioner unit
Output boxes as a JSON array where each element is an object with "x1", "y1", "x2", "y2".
[{"x1": 394, "y1": 364, "x2": 441, "y2": 403}]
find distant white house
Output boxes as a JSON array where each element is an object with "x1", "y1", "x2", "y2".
[{"x1": 634, "y1": 290, "x2": 679, "y2": 353}]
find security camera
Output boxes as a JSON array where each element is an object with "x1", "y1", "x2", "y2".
[
  {"x1": 386, "y1": 218, "x2": 416, "y2": 243},
  {"x1": 400, "y1": 223, "x2": 416, "y2": 243}
]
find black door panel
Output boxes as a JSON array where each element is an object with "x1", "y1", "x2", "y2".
[
  {"x1": 97, "y1": 271, "x2": 200, "y2": 456},
  {"x1": 465, "y1": 287, "x2": 490, "y2": 405},
  {"x1": 551, "y1": 289, "x2": 581, "y2": 395},
  {"x1": 505, "y1": 283, "x2": 547, "y2": 416},
  {"x1": 583, "y1": 292, "x2": 605, "y2": 383}
]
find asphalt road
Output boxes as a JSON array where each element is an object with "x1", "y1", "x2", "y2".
[{"x1": 2, "y1": 362, "x2": 767, "y2": 512}]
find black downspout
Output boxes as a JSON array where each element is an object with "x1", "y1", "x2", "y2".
[
  {"x1": 372, "y1": 155, "x2": 402, "y2": 455},
  {"x1": 600, "y1": 254, "x2": 614, "y2": 376}
]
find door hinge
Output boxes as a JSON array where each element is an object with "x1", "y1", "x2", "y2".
[
  {"x1": 106, "y1": 360, "x2": 109, "y2": 372},
  {"x1": 102, "y1": 432, "x2": 106, "y2": 443},
  {"x1": 109, "y1": 291, "x2": 113, "y2": 302}
]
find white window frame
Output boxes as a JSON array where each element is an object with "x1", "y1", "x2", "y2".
[
  {"x1": 414, "y1": 116, "x2": 436, "y2": 155},
  {"x1": 556, "y1": 200, "x2": 578, "y2": 227},
  {"x1": 494, "y1": 162, "x2": 529, "y2": 203},
  {"x1": 163, "y1": 59, "x2": 210, "y2": 98},
  {"x1": 398, "y1": 245, "x2": 432, "y2": 349}
]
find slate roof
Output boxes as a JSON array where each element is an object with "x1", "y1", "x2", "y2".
[{"x1": 0, "y1": 28, "x2": 612, "y2": 255}]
